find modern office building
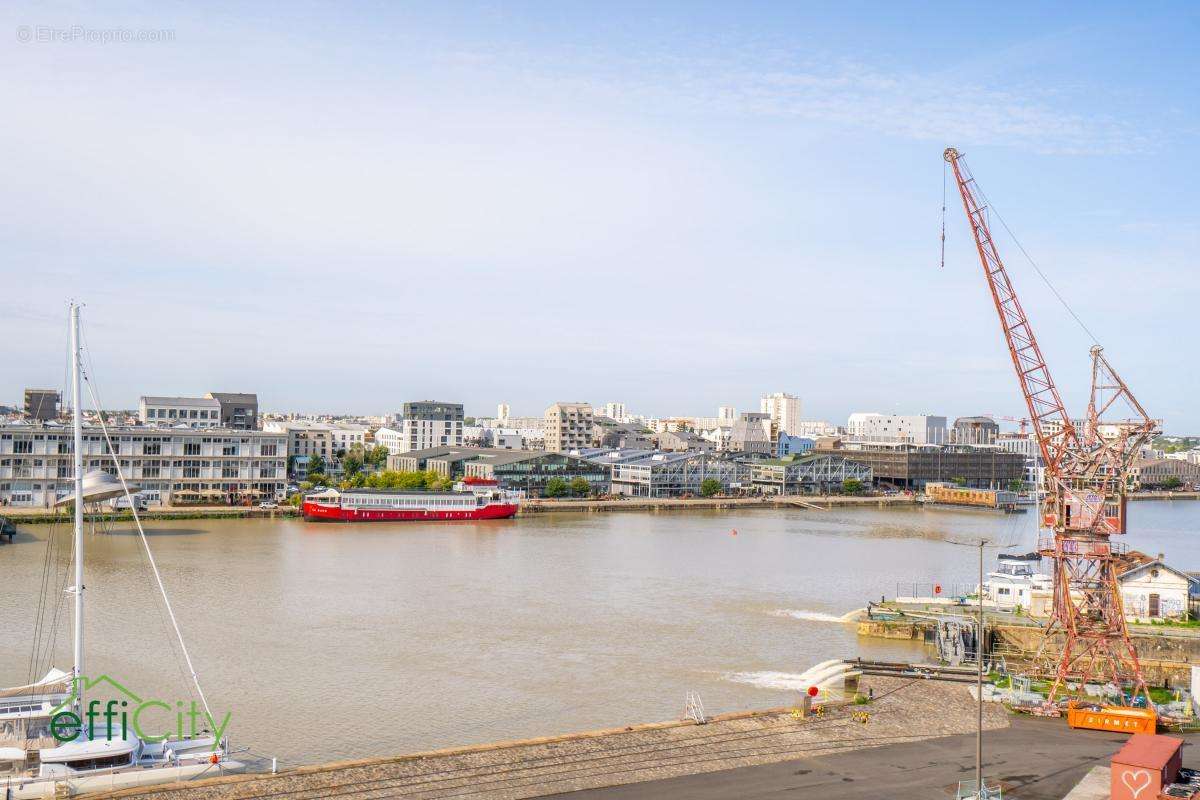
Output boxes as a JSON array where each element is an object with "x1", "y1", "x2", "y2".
[
  {"x1": 0, "y1": 423, "x2": 286, "y2": 507},
  {"x1": 139, "y1": 396, "x2": 223, "y2": 428},
  {"x1": 23, "y1": 389, "x2": 60, "y2": 422},
  {"x1": 399, "y1": 401, "x2": 464, "y2": 453},
  {"x1": 544, "y1": 402, "x2": 594, "y2": 453}
]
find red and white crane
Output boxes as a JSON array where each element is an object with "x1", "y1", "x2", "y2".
[{"x1": 944, "y1": 147, "x2": 1160, "y2": 707}]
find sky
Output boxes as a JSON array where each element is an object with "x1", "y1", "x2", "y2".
[{"x1": 1, "y1": 2, "x2": 1197, "y2": 428}]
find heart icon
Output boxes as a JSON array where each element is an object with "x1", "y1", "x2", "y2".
[{"x1": 1122, "y1": 768, "x2": 1152, "y2": 799}]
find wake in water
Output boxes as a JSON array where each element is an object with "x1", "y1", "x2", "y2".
[
  {"x1": 725, "y1": 670, "x2": 813, "y2": 692},
  {"x1": 771, "y1": 608, "x2": 852, "y2": 623}
]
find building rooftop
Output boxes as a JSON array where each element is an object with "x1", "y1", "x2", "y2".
[
  {"x1": 140, "y1": 396, "x2": 221, "y2": 407},
  {"x1": 206, "y1": 392, "x2": 258, "y2": 404}
]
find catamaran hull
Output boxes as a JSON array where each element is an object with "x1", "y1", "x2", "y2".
[{"x1": 5, "y1": 759, "x2": 245, "y2": 799}]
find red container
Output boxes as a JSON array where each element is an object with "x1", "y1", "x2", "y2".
[{"x1": 1110, "y1": 733, "x2": 1183, "y2": 800}]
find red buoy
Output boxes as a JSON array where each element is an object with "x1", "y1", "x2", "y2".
[{"x1": 807, "y1": 686, "x2": 819, "y2": 697}]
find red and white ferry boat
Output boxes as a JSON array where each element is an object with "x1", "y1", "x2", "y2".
[{"x1": 302, "y1": 480, "x2": 520, "y2": 522}]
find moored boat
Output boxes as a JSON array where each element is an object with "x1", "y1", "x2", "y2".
[{"x1": 303, "y1": 482, "x2": 519, "y2": 522}]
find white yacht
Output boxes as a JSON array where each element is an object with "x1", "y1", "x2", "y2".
[
  {"x1": 979, "y1": 552, "x2": 1052, "y2": 611},
  {"x1": 1, "y1": 304, "x2": 244, "y2": 798}
]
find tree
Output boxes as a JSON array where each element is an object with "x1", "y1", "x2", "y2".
[
  {"x1": 307, "y1": 455, "x2": 326, "y2": 476},
  {"x1": 366, "y1": 445, "x2": 389, "y2": 470},
  {"x1": 842, "y1": 478, "x2": 865, "y2": 495},
  {"x1": 544, "y1": 477, "x2": 569, "y2": 498},
  {"x1": 700, "y1": 478, "x2": 721, "y2": 497},
  {"x1": 1161, "y1": 476, "x2": 1184, "y2": 490},
  {"x1": 951, "y1": 476, "x2": 967, "y2": 486},
  {"x1": 342, "y1": 453, "x2": 364, "y2": 476},
  {"x1": 1007, "y1": 479, "x2": 1025, "y2": 493},
  {"x1": 569, "y1": 477, "x2": 591, "y2": 497}
]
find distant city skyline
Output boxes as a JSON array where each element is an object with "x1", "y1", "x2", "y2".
[{"x1": 2, "y1": 3, "x2": 1196, "y2": 429}]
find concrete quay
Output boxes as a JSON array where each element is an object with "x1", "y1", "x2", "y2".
[
  {"x1": 85, "y1": 676, "x2": 1005, "y2": 800},
  {"x1": 521, "y1": 494, "x2": 916, "y2": 514}
]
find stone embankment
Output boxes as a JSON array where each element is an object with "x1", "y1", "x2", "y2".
[
  {"x1": 858, "y1": 612, "x2": 1200, "y2": 685},
  {"x1": 89, "y1": 676, "x2": 1005, "y2": 800}
]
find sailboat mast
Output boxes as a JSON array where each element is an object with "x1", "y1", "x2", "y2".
[{"x1": 70, "y1": 302, "x2": 85, "y2": 705}]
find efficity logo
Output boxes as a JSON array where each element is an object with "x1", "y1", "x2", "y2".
[{"x1": 49, "y1": 674, "x2": 231, "y2": 748}]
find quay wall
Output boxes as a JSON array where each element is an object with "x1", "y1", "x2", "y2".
[{"x1": 87, "y1": 675, "x2": 1004, "y2": 800}]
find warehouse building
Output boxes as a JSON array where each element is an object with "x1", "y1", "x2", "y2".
[
  {"x1": 463, "y1": 450, "x2": 611, "y2": 496},
  {"x1": 815, "y1": 440, "x2": 1024, "y2": 489},
  {"x1": 610, "y1": 451, "x2": 751, "y2": 498},
  {"x1": 750, "y1": 453, "x2": 872, "y2": 495}
]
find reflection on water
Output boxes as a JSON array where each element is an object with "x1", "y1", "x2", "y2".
[{"x1": 0, "y1": 502, "x2": 1195, "y2": 765}]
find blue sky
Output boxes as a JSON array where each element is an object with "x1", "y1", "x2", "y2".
[{"x1": 1, "y1": 2, "x2": 1197, "y2": 428}]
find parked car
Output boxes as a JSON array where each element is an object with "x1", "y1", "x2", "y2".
[{"x1": 258, "y1": 501, "x2": 279, "y2": 510}]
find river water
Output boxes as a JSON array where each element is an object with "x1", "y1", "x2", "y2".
[{"x1": 0, "y1": 502, "x2": 1196, "y2": 765}]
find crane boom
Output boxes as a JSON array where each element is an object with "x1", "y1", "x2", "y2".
[{"x1": 943, "y1": 147, "x2": 1079, "y2": 479}]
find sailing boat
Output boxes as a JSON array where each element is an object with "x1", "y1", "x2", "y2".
[{"x1": 1, "y1": 304, "x2": 244, "y2": 798}]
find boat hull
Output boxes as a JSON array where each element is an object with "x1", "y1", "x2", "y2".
[
  {"x1": 302, "y1": 502, "x2": 519, "y2": 522},
  {"x1": 6, "y1": 759, "x2": 245, "y2": 799}
]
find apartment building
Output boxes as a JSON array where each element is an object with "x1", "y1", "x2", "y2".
[
  {"x1": 544, "y1": 402, "x2": 594, "y2": 453},
  {"x1": 847, "y1": 413, "x2": 948, "y2": 445},
  {"x1": 262, "y1": 420, "x2": 338, "y2": 472},
  {"x1": 329, "y1": 422, "x2": 369, "y2": 454},
  {"x1": 603, "y1": 402, "x2": 627, "y2": 423},
  {"x1": 0, "y1": 423, "x2": 286, "y2": 507},
  {"x1": 760, "y1": 392, "x2": 802, "y2": 437},
  {"x1": 139, "y1": 396, "x2": 222, "y2": 428},
  {"x1": 206, "y1": 392, "x2": 259, "y2": 430},
  {"x1": 398, "y1": 401, "x2": 464, "y2": 453}
]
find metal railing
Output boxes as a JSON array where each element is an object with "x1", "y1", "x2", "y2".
[{"x1": 1037, "y1": 536, "x2": 1127, "y2": 557}]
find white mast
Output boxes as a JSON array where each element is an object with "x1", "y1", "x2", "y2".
[{"x1": 70, "y1": 302, "x2": 85, "y2": 709}]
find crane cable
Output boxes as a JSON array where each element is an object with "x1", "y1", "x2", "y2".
[
  {"x1": 940, "y1": 159, "x2": 947, "y2": 270},
  {"x1": 944, "y1": 153, "x2": 1102, "y2": 347}
]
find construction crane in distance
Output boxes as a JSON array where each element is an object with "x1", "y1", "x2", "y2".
[{"x1": 943, "y1": 147, "x2": 1161, "y2": 711}]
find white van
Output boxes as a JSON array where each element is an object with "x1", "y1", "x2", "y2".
[{"x1": 109, "y1": 494, "x2": 149, "y2": 512}]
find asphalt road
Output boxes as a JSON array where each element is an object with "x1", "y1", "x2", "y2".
[{"x1": 546, "y1": 717, "x2": 1196, "y2": 800}]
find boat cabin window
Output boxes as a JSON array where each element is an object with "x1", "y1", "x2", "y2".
[{"x1": 64, "y1": 752, "x2": 135, "y2": 771}]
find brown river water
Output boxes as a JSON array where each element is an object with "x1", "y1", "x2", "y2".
[{"x1": 0, "y1": 502, "x2": 1196, "y2": 765}]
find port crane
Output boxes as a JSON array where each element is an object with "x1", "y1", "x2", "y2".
[{"x1": 944, "y1": 147, "x2": 1160, "y2": 707}]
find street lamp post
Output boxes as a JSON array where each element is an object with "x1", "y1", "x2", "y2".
[{"x1": 945, "y1": 536, "x2": 1018, "y2": 800}]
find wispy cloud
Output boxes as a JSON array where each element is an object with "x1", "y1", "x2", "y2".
[{"x1": 440, "y1": 45, "x2": 1160, "y2": 156}]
